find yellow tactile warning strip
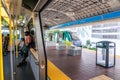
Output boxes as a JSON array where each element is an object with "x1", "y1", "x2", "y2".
[
  {"x1": 89, "y1": 75, "x2": 113, "y2": 80},
  {"x1": 48, "y1": 60, "x2": 71, "y2": 80}
]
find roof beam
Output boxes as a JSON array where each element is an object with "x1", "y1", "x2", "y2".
[
  {"x1": 33, "y1": 0, "x2": 48, "y2": 12},
  {"x1": 42, "y1": 18, "x2": 58, "y2": 25},
  {"x1": 45, "y1": 8, "x2": 75, "y2": 21}
]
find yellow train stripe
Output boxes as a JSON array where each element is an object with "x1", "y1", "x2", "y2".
[{"x1": 0, "y1": 2, "x2": 4, "y2": 80}]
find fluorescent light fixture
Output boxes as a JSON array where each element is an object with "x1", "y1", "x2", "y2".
[
  {"x1": 53, "y1": 17, "x2": 61, "y2": 20},
  {"x1": 66, "y1": 12, "x2": 75, "y2": 16},
  {"x1": 45, "y1": 22, "x2": 51, "y2": 24}
]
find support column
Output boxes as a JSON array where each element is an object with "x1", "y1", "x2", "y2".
[
  {"x1": 21, "y1": 27, "x2": 24, "y2": 38},
  {"x1": 15, "y1": 26, "x2": 18, "y2": 58},
  {"x1": 9, "y1": 18, "x2": 14, "y2": 80},
  {"x1": 13, "y1": 21, "x2": 16, "y2": 75},
  {"x1": 0, "y1": 1, "x2": 4, "y2": 80},
  {"x1": 33, "y1": 12, "x2": 47, "y2": 80}
]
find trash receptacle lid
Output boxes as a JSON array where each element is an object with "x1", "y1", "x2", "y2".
[{"x1": 97, "y1": 41, "x2": 114, "y2": 44}]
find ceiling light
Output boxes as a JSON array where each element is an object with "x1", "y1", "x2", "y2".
[
  {"x1": 53, "y1": 16, "x2": 61, "y2": 20},
  {"x1": 66, "y1": 8, "x2": 75, "y2": 16},
  {"x1": 53, "y1": 18, "x2": 61, "y2": 20},
  {"x1": 66, "y1": 12, "x2": 75, "y2": 16},
  {"x1": 97, "y1": 0, "x2": 110, "y2": 3},
  {"x1": 45, "y1": 22, "x2": 51, "y2": 24}
]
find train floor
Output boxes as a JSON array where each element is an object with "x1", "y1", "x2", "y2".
[
  {"x1": 3, "y1": 52, "x2": 35, "y2": 80},
  {"x1": 46, "y1": 46, "x2": 120, "y2": 80}
]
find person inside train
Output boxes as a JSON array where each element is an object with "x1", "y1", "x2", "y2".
[
  {"x1": 18, "y1": 38, "x2": 25, "y2": 55},
  {"x1": 17, "y1": 31, "x2": 31, "y2": 67},
  {"x1": 2, "y1": 34, "x2": 6, "y2": 56},
  {"x1": 4, "y1": 34, "x2": 10, "y2": 55},
  {"x1": 30, "y1": 30, "x2": 35, "y2": 49}
]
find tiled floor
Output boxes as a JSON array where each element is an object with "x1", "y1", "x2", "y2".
[
  {"x1": 46, "y1": 46, "x2": 120, "y2": 80},
  {"x1": 89, "y1": 75, "x2": 113, "y2": 80}
]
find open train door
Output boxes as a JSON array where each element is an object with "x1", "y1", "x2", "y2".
[{"x1": 28, "y1": 0, "x2": 51, "y2": 80}]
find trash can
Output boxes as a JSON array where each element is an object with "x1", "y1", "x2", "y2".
[{"x1": 96, "y1": 41, "x2": 116, "y2": 68}]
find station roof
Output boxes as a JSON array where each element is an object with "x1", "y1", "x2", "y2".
[
  {"x1": 40, "y1": 0, "x2": 120, "y2": 27},
  {"x1": 2, "y1": 0, "x2": 120, "y2": 28}
]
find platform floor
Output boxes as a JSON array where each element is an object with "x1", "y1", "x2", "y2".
[
  {"x1": 3, "y1": 53, "x2": 35, "y2": 80},
  {"x1": 46, "y1": 46, "x2": 120, "y2": 80}
]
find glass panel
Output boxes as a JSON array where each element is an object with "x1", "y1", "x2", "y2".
[
  {"x1": 97, "y1": 48, "x2": 106, "y2": 66},
  {"x1": 108, "y1": 48, "x2": 114, "y2": 67},
  {"x1": 109, "y1": 43, "x2": 114, "y2": 47}
]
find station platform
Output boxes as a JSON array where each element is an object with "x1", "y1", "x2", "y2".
[{"x1": 46, "y1": 46, "x2": 120, "y2": 80}]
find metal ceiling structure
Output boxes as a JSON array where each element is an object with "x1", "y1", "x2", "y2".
[
  {"x1": 41, "y1": 0, "x2": 120, "y2": 27},
  {"x1": 2, "y1": 0, "x2": 120, "y2": 28}
]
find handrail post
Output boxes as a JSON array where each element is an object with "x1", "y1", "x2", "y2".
[
  {"x1": 9, "y1": 18, "x2": 14, "y2": 80},
  {"x1": 15, "y1": 24, "x2": 18, "y2": 58},
  {"x1": 0, "y1": 0, "x2": 4, "y2": 80}
]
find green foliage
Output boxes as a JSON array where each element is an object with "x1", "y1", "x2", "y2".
[
  {"x1": 82, "y1": 45, "x2": 96, "y2": 51},
  {"x1": 53, "y1": 30, "x2": 60, "y2": 33},
  {"x1": 65, "y1": 39, "x2": 72, "y2": 47},
  {"x1": 88, "y1": 47, "x2": 96, "y2": 51},
  {"x1": 18, "y1": 16, "x2": 24, "y2": 22},
  {"x1": 13, "y1": 34, "x2": 20, "y2": 39},
  {"x1": 1, "y1": 17, "x2": 8, "y2": 26},
  {"x1": 48, "y1": 31, "x2": 54, "y2": 34},
  {"x1": 82, "y1": 40, "x2": 96, "y2": 51},
  {"x1": 86, "y1": 39, "x2": 91, "y2": 46},
  {"x1": 82, "y1": 45, "x2": 87, "y2": 48}
]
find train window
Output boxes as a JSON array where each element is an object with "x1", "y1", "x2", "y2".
[{"x1": 30, "y1": 28, "x2": 36, "y2": 49}]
